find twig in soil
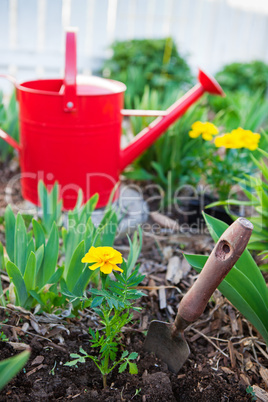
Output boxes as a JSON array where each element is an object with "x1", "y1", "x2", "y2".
[
  {"x1": 246, "y1": 320, "x2": 261, "y2": 366},
  {"x1": 188, "y1": 327, "x2": 229, "y2": 358},
  {"x1": 0, "y1": 322, "x2": 52, "y2": 342},
  {"x1": 254, "y1": 342, "x2": 268, "y2": 361}
]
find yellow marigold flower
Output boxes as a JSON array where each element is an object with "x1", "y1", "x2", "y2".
[
  {"x1": 215, "y1": 128, "x2": 261, "y2": 150},
  {"x1": 189, "y1": 121, "x2": 218, "y2": 141},
  {"x1": 232, "y1": 128, "x2": 260, "y2": 150},
  {"x1": 214, "y1": 133, "x2": 240, "y2": 149},
  {"x1": 82, "y1": 246, "x2": 123, "y2": 274}
]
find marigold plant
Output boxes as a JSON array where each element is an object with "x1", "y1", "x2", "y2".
[
  {"x1": 65, "y1": 230, "x2": 145, "y2": 388},
  {"x1": 188, "y1": 122, "x2": 261, "y2": 199}
]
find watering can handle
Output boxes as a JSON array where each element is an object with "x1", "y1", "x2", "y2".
[
  {"x1": 63, "y1": 29, "x2": 77, "y2": 112},
  {"x1": 0, "y1": 74, "x2": 21, "y2": 152}
]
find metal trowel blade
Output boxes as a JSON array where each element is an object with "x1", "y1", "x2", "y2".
[{"x1": 143, "y1": 320, "x2": 190, "y2": 374}]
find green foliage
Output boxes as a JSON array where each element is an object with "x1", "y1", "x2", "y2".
[
  {"x1": 198, "y1": 143, "x2": 257, "y2": 200},
  {"x1": 123, "y1": 87, "x2": 208, "y2": 204},
  {"x1": 215, "y1": 61, "x2": 268, "y2": 95},
  {"x1": 4, "y1": 207, "x2": 61, "y2": 311},
  {"x1": 101, "y1": 37, "x2": 193, "y2": 105},
  {"x1": 0, "y1": 350, "x2": 30, "y2": 391},
  {"x1": 65, "y1": 229, "x2": 143, "y2": 387},
  {"x1": 246, "y1": 386, "x2": 257, "y2": 401},
  {"x1": 207, "y1": 148, "x2": 268, "y2": 266},
  {"x1": 185, "y1": 213, "x2": 268, "y2": 345},
  {"x1": 211, "y1": 90, "x2": 268, "y2": 132},
  {"x1": 0, "y1": 91, "x2": 19, "y2": 162},
  {"x1": 2, "y1": 181, "x2": 120, "y2": 313},
  {"x1": 0, "y1": 331, "x2": 8, "y2": 342},
  {"x1": 38, "y1": 181, "x2": 62, "y2": 235}
]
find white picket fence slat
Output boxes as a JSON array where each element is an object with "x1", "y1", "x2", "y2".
[{"x1": 0, "y1": 0, "x2": 268, "y2": 90}]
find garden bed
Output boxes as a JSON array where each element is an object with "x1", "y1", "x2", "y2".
[{"x1": 0, "y1": 162, "x2": 267, "y2": 401}]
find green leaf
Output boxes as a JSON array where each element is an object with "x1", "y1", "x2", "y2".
[
  {"x1": 38, "y1": 181, "x2": 62, "y2": 234},
  {"x1": 128, "y1": 352, "x2": 138, "y2": 360},
  {"x1": 0, "y1": 242, "x2": 5, "y2": 271},
  {"x1": 121, "y1": 350, "x2": 129, "y2": 359},
  {"x1": 64, "y1": 359, "x2": 79, "y2": 367},
  {"x1": 128, "y1": 362, "x2": 138, "y2": 374},
  {"x1": 91, "y1": 296, "x2": 104, "y2": 308},
  {"x1": 123, "y1": 168, "x2": 155, "y2": 181},
  {"x1": 14, "y1": 214, "x2": 28, "y2": 275},
  {"x1": 119, "y1": 361, "x2": 127, "y2": 373},
  {"x1": 23, "y1": 252, "x2": 36, "y2": 291},
  {"x1": 35, "y1": 245, "x2": 44, "y2": 273},
  {"x1": 79, "y1": 347, "x2": 88, "y2": 356},
  {"x1": 0, "y1": 350, "x2": 30, "y2": 391},
  {"x1": 72, "y1": 266, "x2": 93, "y2": 297},
  {"x1": 39, "y1": 267, "x2": 63, "y2": 294},
  {"x1": 37, "y1": 222, "x2": 59, "y2": 288},
  {"x1": 66, "y1": 241, "x2": 85, "y2": 292},
  {"x1": 6, "y1": 261, "x2": 28, "y2": 307},
  {"x1": 4, "y1": 205, "x2": 15, "y2": 261},
  {"x1": 32, "y1": 219, "x2": 45, "y2": 250},
  {"x1": 26, "y1": 239, "x2": 35, "y2": 262}
]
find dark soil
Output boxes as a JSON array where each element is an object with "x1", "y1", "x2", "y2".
[
  {"x1": 0, "y1": 309, "x2": 257, "y2": 402},
  {"x1": 0, "y1": 161, "x2": 267, "y2": 401}
]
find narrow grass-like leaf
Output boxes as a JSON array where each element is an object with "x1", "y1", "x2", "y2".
[
  {"x1": 37, "y1": 222, "x2": 59, "y2": 288},
  {"x1": 0, "y1": 350, "x2": 30, "y2": 391},
  {"x1": 32, "y1": 219, "x2": 45, "y2": 250},
  {"x1": 66, "y1": 241, "x2": 85, "y2": 292},
  {"x1": 35, "y1": 245, "x2": 44, "y2": 273},
  {"x1": 71, "y1": 266, "x2": 93, "y2": 297},
  {"x1": 14, "y1": 214, "x2": 27, "y2": 275},
  {"x1": 26, "y1": 238, "x2": 34, "y2": 262},
  {"x1": 6, "y1": 261, "x2": 28, "y2": 307},
  {"x1": 23, "y1": 252, "x2": 36, "y2": 291},
  {"x1": 0, "y1": 245, "x2": 6, "y2": 306},
  {"x1": 4, "y1": 205, "x2": 15, "y2": 261}
]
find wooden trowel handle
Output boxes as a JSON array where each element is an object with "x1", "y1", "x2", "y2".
[{"x1": 175, "y1": 218, "x2": 253, "y2": 327}]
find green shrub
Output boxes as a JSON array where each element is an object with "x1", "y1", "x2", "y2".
[
  {"x1": 101, "y1": 38, "x2": 193, "y2": 106},
  {"x1": 215, "y1": 60, "x2": 268, "y2": 95}
]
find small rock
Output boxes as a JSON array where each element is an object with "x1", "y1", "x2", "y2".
[
  {"x1": 142, "y1": 371, "x2": 172, "y2": 388},
  {"x1": 31, "y1": 355, "x2": 45, "y2": 366}
]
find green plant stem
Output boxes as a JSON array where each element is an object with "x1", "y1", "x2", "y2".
[{"x1": 103, "y1": 374, "x2": 107, "y2": 388}]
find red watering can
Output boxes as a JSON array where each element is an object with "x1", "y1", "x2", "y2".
[{"x1": 0, "y1": 30, "x2": 224, "y2": 210}]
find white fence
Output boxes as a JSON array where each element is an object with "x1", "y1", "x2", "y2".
[{"x1": 0, "y1": 0, "x2": 268, "y2": 87}]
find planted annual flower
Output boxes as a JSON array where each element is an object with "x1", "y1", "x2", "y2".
[
  {"x1": 65, "y1": 230, "x2": 145, "y2": 388},
  {"x1": 82, "y1": 246, "x2": 123, "y2": 274}
]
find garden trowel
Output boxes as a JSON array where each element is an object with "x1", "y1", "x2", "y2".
[{"x1": 144, "y1": 217, "x2": 253, "y2": 373}]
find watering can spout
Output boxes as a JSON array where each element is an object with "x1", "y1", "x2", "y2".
[{"x1": 120, "y1": 69, "x2": 224, "y2": 171}]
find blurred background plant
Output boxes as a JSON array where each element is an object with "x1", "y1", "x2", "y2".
[
  {"x1": 101, "y1": 37, "x2": 194, "y2": 107},
  {"x1": 188, "y1": 125, "x2": 264, "y2": 201},
  {"x1": 123, "y1": 87, "x2": 208, "y2": 206},
  {"x1": 0, "y1": 91, "x2": 19, "y2": 162},
  {"x1": 207, "y1": 147, "x2": 268, "y2": 270},
  {"x1": 215, "y1": 60, "x2": 268, "y2": 95}
]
